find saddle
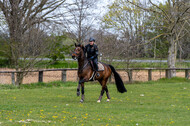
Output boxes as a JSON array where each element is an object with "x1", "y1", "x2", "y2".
[
  {"x1": 89, "y1": 61, "x2": 104, "y2": 81},
  {"x1": 89, "y1": 61, "x2": 104, "y2": 71}
]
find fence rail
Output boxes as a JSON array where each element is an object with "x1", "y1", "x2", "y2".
[{"x1": 0, "y1": 68, "x2": 189, "y2": 85}]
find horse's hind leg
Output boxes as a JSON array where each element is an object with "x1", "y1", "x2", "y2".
[
  {"x1": 97, "y1": 87, "x2": 105, "y2": 103},
  {"x1": 105, "y1": 86, "x2": 110, "y2": 102},
  {"x1": 97, "y1": 79, "x2": 108, "y2": 103}
]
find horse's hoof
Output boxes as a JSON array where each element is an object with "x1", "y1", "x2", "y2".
[
  {"x1": 77, "y1": 92, "x2": 80, "y2": 96},
  {"x1": 107, "y1": 99, "x2": 110, "y2": 102},
  {"x1": 80, "y1": 99, "x2": 84, "y2": 103},
  {"x1": 97, "y1": 100, "x2": 101, "y2": 103}
]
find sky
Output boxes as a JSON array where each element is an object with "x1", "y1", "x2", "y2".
[{"x1": 97, "y1": 0, "x2": 166, "y2": 16}]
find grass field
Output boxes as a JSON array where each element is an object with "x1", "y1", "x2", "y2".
[{"x1": 0, "y1": 78, "x2": 190, "y2": 126}]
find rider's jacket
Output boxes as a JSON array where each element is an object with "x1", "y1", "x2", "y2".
[{"x1": 84, "y1": 44, "x2": 98, "y2": 59}]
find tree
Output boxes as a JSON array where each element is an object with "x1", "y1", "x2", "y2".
[
  {"x1": 127, "y1": 0, "x2": 190, "y2": 78},
  {"x1": 63, "y1": 0, "x2": 99, "y2": 43},
  {"x1": 101, "y1": 0, "x2": 147, "y2": 78},
  {"x1": 0, "y1": 0, "x2": 66, "y2": 85},
  {"x1": 46, "y1": 34, "x2": 72, "y2": 62}
]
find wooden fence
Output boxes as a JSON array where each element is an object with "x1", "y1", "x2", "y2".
[{"x1": 0, "y1": 68, "x2": 189, "y2": 85}]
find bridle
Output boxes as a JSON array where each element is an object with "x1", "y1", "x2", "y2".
[
  {"x1": 72, "y1": 47, "x2": 82, "y2": 60},
  {"x1": 72, "y1": 46, "x2": 89, "y2": 70}
]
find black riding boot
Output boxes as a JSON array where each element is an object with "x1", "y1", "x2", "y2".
[
  {"x1": 94, "y1": 63, "x2": 99, "y2": 77},
  {"x1": 93, "y1": 58, "x2": 99, "y2": 77}
]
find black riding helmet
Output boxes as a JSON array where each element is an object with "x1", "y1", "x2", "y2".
[{"x1": 89, "y1": 37, "x2": 95, "y2": 42}]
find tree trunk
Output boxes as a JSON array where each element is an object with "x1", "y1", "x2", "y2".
[
  {"x1": 15, "y1": 72, "x2": 24, "y2": 86},
  {"x1": 167, "y1": 35, "x2": 177, "y2": 78}
]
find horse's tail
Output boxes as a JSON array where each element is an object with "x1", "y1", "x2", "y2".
[{"x1": 109, "y1": 65, "x2": 127, "y2": 93}]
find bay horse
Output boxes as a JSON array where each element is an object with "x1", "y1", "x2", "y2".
[{"x1": 72, "y1": 43, "x2": 127, "y2": 103}]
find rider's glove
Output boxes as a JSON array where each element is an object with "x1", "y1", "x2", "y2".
[{"x1": 90, "y1": 56, "x2": 94, "y2": 60}]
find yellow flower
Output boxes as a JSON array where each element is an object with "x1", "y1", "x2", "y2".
[
  {"x1": 170, "y1": 121, "x2": 175, "y2": 124},
  {"x1": 52, "y1": 116, "x2": 58, "y2": 119}
]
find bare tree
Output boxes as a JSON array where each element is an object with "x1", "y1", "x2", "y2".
[
  {"x1": 63, "y1": 0, "x2": 99, "y2": 43},
  {"x1": 127, "y1": 0, "x2": 190, "y2": 78},
  {"x1": 0, "y1": 0, "x2": 66, "y2": 85}
]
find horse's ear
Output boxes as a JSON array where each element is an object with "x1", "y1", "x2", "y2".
[{"x1": 75, "y1": 43, "x2": 77, "y2": 47}]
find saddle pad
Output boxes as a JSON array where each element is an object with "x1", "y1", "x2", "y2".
[{"x1": 98, "y1": 62, "x2": 104, "y2": 71}]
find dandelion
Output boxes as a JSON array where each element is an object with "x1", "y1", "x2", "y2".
[
  {"x1": 40, "y1": 110, "x2": 44, "y2": 112},
  {"x1": 61, "y1": 119, "x2": 65, "y2": 122},
  {"x1": 73, "y1": 117, "x2": 77, "y2": 119},
  {"x1": 54, "y1": 106, "x2": 57, "y2": 108},
  {"x1": 52, "y1": 116, "x2": 58, "y2": 119},
  {"x1": 170, "y1": 121, "x2": 175, "y2": 124},
  {"x1": 9, "y1": 119, "x2": 13, "y2": 122}
]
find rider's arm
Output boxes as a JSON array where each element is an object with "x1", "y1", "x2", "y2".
[{"x1": 94, "y1": 45, "x2": 98, "y2": 58}]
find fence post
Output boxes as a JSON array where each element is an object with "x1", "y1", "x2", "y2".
[
  {"x1": 129, "y1": 69, "x2": 133, "y2": 82},
  {"x1": 11, "y1": 72, "x2": 15, "y2": 85},
  {"x1": 165, "y1": 69, "x2": 169, "y2": 78},
  {"x1": 38, "y1": 71, "x2": 43, "y2": 82},
  {"x1": 185, "y1": 69, "x2": 189, "y2": 79},
  {"x1": 148, "y1": 69, "x2": 152, "y2": 81},
  {"x1": 62, "y1": 70, "x2": 67, "y2": 82}
]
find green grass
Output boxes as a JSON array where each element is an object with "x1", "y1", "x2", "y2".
[{"x1": 0, "y1": 78, "x2": 190, "y2": 126}]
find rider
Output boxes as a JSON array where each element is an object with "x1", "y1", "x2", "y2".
[{"x1": 84, "y1": 37, "x2": 100, "y2": 77}]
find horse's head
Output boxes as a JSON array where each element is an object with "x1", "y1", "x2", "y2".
[{"x1": 72, "y1": 43, "x2": 85, "y2": 60}]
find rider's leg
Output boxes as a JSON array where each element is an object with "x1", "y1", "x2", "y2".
[{"x1": 93, "y1": 58, "x2": 99, "y2": 77}]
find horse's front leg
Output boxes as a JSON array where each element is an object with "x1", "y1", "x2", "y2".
[
  {"x1": 77, "y1": 79, "x2": 85, "y2": 103},
  {"x1": 80, "y1": 83, "x2": 85, "y2": 103},
  {"x1": 77, "y1": 83, "x2": 81, "y2": 96},
  {"x1": 77, "y1": 79, "x2": 84, "y2": 96}
]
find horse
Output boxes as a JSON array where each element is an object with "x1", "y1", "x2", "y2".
[{"x1": 72, "y1": 43, "x2": 127, "y2": 103}]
